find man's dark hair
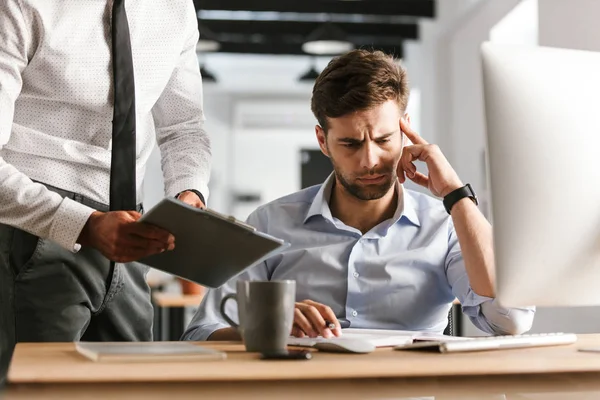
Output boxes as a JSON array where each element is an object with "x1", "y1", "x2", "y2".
[{"x1": 311, "y1": 49, "x2": 409, "y2": 133}]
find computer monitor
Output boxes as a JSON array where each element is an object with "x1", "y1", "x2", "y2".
[{"x1": 481, "y1": 43, "x2": 600, "y2": 308}]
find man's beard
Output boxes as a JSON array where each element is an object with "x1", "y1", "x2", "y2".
[{"x1": 333, "y1": 165, "x2": 396, "y2": 201}]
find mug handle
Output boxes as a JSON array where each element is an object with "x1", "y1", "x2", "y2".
[{"x1": 219, "y1": 293, "x2": 239, "y2": 328}]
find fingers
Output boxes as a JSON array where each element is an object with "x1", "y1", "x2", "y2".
[
  {"x1": 98, "y1": 212, "x2": 176, "y2": 262},
  {"x1": 400, "y1": 118, "x2": 428, "y2": 145},
  {"x1": 408, "y1": 171, "x2": 429, "y2": 187},
  {"x1": 403, "y1": 144, "x2": 436, "y2": 163},
  {"x1": 107, "y1": 236, "x2": 169, "y2": 263},
  {"x1": 300, "y1": 302, "x2": 331, "y2": 338},
  {"x1": 305, "y1": 300, "x2": 342, "y2": 337},
  {"x1": 398, "y1": 144, "x2": 430, "y2": 188},
  {"x1": 399, "y1": 144, "x2": 437, "y2": 174},
  {"x1": 291, "y1": 325, "x2": 306, "y2": 338},
  {"x1": 398, "y1": 144, "x2": 419, "y2": 184},
  {"x1": 130, "y1": 221, "x2": 175, "y2": 248},
  {"x1": 295, "y1": 300, "x2": 339, "y2": 338},
  {"x1": 403, "y1": 158, "x2": 418, "y2": 178},
  {"x1": 124, "y1": 211, "x2": 142, "y2": 221},
  {"x1": 123, "y1": 234, "x2": 169, "y2": 254},
  {"x1": 109, "y1": 210, "x2": 172, "y2": 244},
  {"x1": 294, "y1": 307, "x2": 318, "y2": 338}
]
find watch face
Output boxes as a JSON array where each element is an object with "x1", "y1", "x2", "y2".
[{"x1": 466, "y1": 184, "x2": 479, "y2": 205}]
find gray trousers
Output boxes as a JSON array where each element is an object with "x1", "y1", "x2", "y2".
[{"x1": 0, "y1": 183, "x2": 153, "y2": 383}]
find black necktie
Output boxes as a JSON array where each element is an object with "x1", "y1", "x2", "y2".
[{"x1": 110, "y1": 0, "x2": 136, "y2": 211}]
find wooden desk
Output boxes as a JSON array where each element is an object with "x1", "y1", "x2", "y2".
[
  {"x1": 152, "y1": 293, "x2": 204, "y2": 341},
  {"x1": 152, "y1": 293, "x2": 204, "y2": 308},
  {"x1": 6, "y1": 335, "x2": 600, "y2": 399}
]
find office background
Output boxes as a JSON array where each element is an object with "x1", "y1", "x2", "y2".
[{"x1": 144, "y1": 0, "x2": 600, "y2": 336}]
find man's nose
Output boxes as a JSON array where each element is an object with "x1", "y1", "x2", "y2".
[{"x1": 360, "y1": 142, "x2": 380, "y2": 171}]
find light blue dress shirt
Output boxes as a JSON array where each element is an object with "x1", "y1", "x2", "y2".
[{"x1": 183, "y1": 175, "x2": 535, "y2": 341}]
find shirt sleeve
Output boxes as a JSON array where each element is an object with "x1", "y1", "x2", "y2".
[
  {"x1": 151, "y1": 0, "x2": 211, "y2": 201},
  {"x1": 0, "y1": 0, "x2": 94, "y2": 251},
  {"x1": 182, "y1": 209, "x2": 271, "y2": 341},
  {"x1": 445, "y1": 220, "x2": 536, "y2": 335}
]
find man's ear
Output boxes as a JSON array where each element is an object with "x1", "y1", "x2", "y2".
[
  {"x1": 315, "y1": 125, "x2": 330, "y2": 157},
  {"x1": 404, "y1": 113, "x2": 411, "y2": 124}
]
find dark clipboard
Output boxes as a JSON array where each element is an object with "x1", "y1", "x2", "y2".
[{"x1": 138, "y1": 198, "x2": 288, "y2": 288}]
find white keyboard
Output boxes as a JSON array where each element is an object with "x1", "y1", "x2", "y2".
[{"x1": 395, "y1": 332, "x2": 578, "y2": 353}]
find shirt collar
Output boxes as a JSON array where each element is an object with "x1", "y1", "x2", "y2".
[
  {"x1": 398, "y1": 185, "x2": 420, "y2": 227},
  {"x1": 304, "y1": 173, "x2": 336, "y2": 224},
  {"x1": 303, "y1": 173, "x2": 421, "y2": 227}
]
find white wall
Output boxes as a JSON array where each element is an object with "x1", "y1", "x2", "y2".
[
  {"x1": 228, "y1": 97, "x2": 315, "y2": 220},
  {"x1": 490, "y1": 0, "x2": 538, "y2": 45},
  {"x1": 539, "y1": 0, "x2": 600, "y2": 52}
]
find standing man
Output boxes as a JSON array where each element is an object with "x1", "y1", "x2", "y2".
[{"x1": 0, "y1": 0, "x2": 211, "y2": 378}]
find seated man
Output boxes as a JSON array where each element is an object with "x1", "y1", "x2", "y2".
[{"x1": 183, "y1": 49, "x2": 535, "y2": 341}]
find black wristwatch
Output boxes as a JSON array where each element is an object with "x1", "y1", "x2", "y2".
[{"x1": 443, "y1": 184, "x2": 478, "y2": 214}]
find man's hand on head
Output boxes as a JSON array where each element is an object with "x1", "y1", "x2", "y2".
[
  {"x1": 177, "y1": 190, "x2": 206, "y2": 209},
  {"x1": 398, "y1": 118, "x2": 464, "y2": 198},
  {"x1": 292, "y1": 299, "x2": 342, "y2": 339},
  {"x1": 77, "y1": 211, "x2": 175, "y2": 263}
]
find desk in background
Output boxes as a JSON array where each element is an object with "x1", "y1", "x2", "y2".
[
  {"x1": 152, "y1": 293, "x2": 204, "y2": 341},
  {"x1": 7, "y1": 335, "x2": 600, "y2": 398}
]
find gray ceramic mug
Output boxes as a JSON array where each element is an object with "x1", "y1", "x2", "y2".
[{"x1": 220, "y1": 280, "x2": 296, "y2": 354}]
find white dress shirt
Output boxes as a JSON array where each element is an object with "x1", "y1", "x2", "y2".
[{"x1": 0, "y1": 0, "x2": 211, "y2": 251}]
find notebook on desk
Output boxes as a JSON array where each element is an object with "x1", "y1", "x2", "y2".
[{"x1": 75, "y1": 342, "x2": 226, "y2": 363}]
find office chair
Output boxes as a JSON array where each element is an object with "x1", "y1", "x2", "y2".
[{"x1": 443, "y1": 302, "x2": 462, "y2": 336}]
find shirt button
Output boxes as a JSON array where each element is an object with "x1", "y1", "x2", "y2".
[
  {"x1": 353, "y1": 272, "x2": 359, "y2": 278},
  {"x1": 352, "y1": 310, "x2": 358, "y2": 317}
]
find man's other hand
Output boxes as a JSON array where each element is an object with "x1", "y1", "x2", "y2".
[
  {"x1": 177, "y1": 190, "x2": 205, "y2": 208},
  {"x1": 77, "y1": 211, "x2": 175, "y2": 263},
  {"x1": 292, "y1": 299, "x2": 342, "y2": 339}
]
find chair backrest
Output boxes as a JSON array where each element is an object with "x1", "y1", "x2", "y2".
[{"x1": 443, "y1": 308, "x2": 454, "y2": 336}]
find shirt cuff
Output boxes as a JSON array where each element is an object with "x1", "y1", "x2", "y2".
[
  {"x1": 459, "y1": 288, "x2": 507, "y2": 318},
  {"x1": 49, "y1": 197, "x2": 96, "y2": 252},
  {"x1": 181, "y1": 322, "x2": 230, "y2": 341},
  {"x1": 167, "y1": 179, "x2": 209, "y2": 204}
]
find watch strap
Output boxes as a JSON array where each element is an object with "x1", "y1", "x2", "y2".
[{"x1": 443, "y1": 184, "x2": 478, "y2": 214}]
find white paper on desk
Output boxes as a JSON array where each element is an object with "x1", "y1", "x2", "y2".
[
  {"x1": 341, "y1": 328, "x2": 472, "y2": 342},
  {"x1": 287, "y1": 328, "x2": 469, "y2": 348},
  {"x1": 288, "y1": 329, "x2": 413, "y2": 348}
]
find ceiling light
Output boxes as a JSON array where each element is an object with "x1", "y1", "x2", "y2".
[
  {"x1": 299, "y1": 66, "x2": 320, "y2": 81},
  {"x1": 302, "y1": 23, "x2": 354, "y2": 55},
  {"x1": 200, "y1": 64, "x2": 217, "y2": 83},
  {"x1": 196, "y1": 24, "x2": 221, "y2": 53},
  {"x1": 298, "y1": 58, "x2": 321, "y2": 82}
]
